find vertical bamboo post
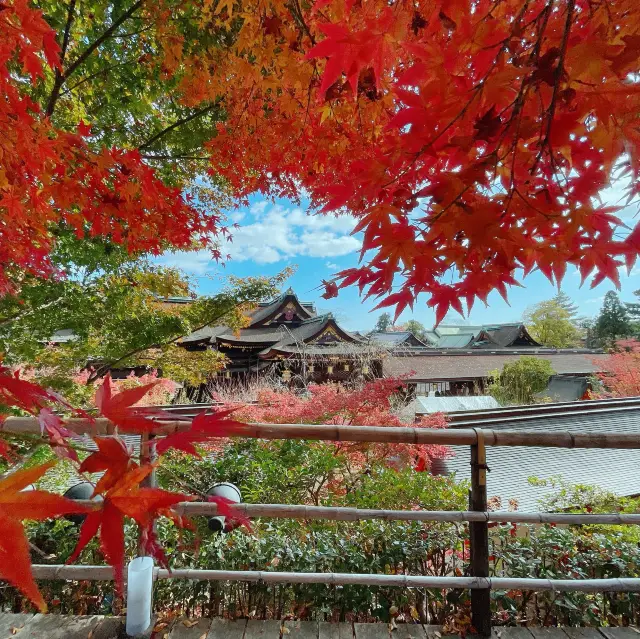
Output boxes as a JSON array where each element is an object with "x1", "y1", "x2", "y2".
[
  {"x1": 469, "y1": 428, "x2": 491, "y2": 636},
  {"x1": 138, "y1": 433, "x2": 158, "y2": 556}
]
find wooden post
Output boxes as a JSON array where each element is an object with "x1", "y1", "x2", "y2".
[{"x1": 469, "y1": 428, "x2": 491, "y2": 637}]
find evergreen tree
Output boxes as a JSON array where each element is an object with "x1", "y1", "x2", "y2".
[
  {"x1": 625, "y1": 289, "x2": 640, "y2": 321},
  {"x1": 488, "y1": 356, "x2": 555, "y2": 405},
  {"x1": 552, "y1": 290, "x2": 579, "y2": 320},
  {"x1": 595, "y1": 291, "x2": 632, "y2": 345},
  {"x1": 374, "y1": 313, "x2": 393, "y2": 332}
]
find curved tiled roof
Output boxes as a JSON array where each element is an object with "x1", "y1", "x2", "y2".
[
  {"x1": 247, "y1": 291, "x2": 316, "y2": 326},
  {"x1": 180, "y1": 325, "x2": 230, "y2": 344}
]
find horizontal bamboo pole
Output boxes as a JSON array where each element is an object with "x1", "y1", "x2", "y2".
[
  {"x1": 166, "y1": 502, "x2": 640, "y2": 526},
  {"x1": 4, "y1": 417, "x2": 640, "y2": 449},
  {"x1": 29, "y1": 565, "x2": 640, "y2": 592}
]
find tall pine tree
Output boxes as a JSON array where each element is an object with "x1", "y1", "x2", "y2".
[
  {"x1": 552, "y1": 290, "x2": 579, "y2": 320},
  {"x1": 374, "y1": 313, "x2": 393, "y2": 332},
  {"x1": 625, "y1": 289, "x2": 640, "y2": 321}
]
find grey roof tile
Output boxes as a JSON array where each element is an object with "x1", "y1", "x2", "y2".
[
  {"x1": 441, "y1": 407, "x2": 640, "y2": 510},
  {"x1": 384, "y1": 352, "x2": 608, "y2": 380}
]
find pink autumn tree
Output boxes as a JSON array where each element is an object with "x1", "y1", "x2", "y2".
[{"x1": 227, "y1": 377, "x2": 450, "y2": 471}]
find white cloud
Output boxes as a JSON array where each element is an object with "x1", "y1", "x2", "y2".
[
  {"x1": 584, "y1": 296, "x2": 605, "y2": 305},
  {"x1": 250, "y1": 200, "x2": 269, "y2": 215},
  {"x1": 326, "y1": 262, "x2": 339, "y2": 270},
  {"x1": 156, "y1": 250, "x2": 216, "y2": 275},
  {"x1": 158, "y1": 200, "x2": 362, "y2": 271},
  {"x1": 225, "y1": 201, "x2": 361, "y2": 264},
  {"x1": 228, "y1": 210, "x2": 246, "y2": 223}
]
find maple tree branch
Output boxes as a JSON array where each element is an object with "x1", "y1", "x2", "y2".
[
  {"x1": 138, "y1": 103, "x2": 220, "y2": 151},
  {"x1": 45, "y1": 0, "x2": 77, "y2": 117},
  {"x1": 46, "y1": 0, "x2": 145, "y2": 116},
  {"x1": 59, "y1": 0, "x2": 76, "y2": 62},
  {"x1": 85, "y1": 305, "x2": 236, "y2": 384},
  {"x1": 141, "y1": 153, "x2": 210, "y2": 161},
  {"x1": 61, "y1": 59, "x2": 138, "y2": 96},
  {"x1": 542, "y1": 0, "x2": 576, "y2": 152},
  {"x1": 287, "y1": 0, "x2": 316, "y2": 46}
]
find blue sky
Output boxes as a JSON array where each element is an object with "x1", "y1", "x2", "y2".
[{"x1": 157, "y1": 188, "x2": 640, "y2": 332}]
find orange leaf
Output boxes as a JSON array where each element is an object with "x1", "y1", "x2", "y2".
[{"x1": 0, "y1": 462, "x2": 90, "y2": 610}]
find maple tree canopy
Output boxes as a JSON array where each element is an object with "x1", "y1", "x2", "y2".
[{"x1": 2, "y1": 0, "x2": 640, "y2": 320}]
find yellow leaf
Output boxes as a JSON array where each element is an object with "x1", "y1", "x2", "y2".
[
  {"x1": 182, "y1": 619, "x2": 199, "y2": 628},
  {"x1": 320, "y1": 105, "x2": 333, "y2": 124},
  {"x1": 214, "y1": 0, "x2": 234, "y2": 20}
]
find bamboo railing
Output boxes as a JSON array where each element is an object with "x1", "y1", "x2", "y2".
[
  {"x1": 5, "y1": 416, "x2": 640, "y2": 448},
  {"x1": 28, "y1": 565, "x2": 640, "y2": 593},
  {"x1": 3, "y1": 415, "x2": 640, "y2": 636}
]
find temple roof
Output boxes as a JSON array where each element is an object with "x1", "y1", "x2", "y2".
[
  {"x1": 368, "y1": 331, "x2": 430, "y2": 348},
  {"x1": 425, "y1": 322, "x2": 541, "y2": 349},
  {"x1": 384, "y1": 351, "x2": 608, "y2": 381},
  {"x1": 247, "y1": 288, "x2": 316, "y2": 327},
  {"x1": 256, "y1": 316, "x2": 363, "y2": 358},
  {"x1": 180, "y1": 292, "x2": 363, "y2": 358}
]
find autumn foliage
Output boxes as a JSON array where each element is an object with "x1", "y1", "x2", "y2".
[
  {"x1": 3, "y1": 0, "x2": 640, "y2": 318},
  {"x1": 0, "y1": 367, "x2": 448, "y2": 611},
  {"x1": 203, "y1": 0, "x2": 640, "y2": 321},
  {"x1": 595, "y1": 339, "x2": 640, "y2": 398},
  {"x1": 0, "y1": 2, "x2": 219, "y2": 293},
  {"x1": 226, "y1": 377, "x2": 450, "y2": 470}
]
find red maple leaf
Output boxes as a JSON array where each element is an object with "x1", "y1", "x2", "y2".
[
  {"x1": 95, "y1": 374, "x2": 176, "y2": 433},
  {"x1": 321, "y1": 279, "x2": 339, "y2": 299},
  {"x1": 155, "y1": 409, "x2": 246, "y2": 457},
  {"x1": 78, "y1": 435, "x2": 136, "y2": 496},
  {"x1": 0, "y1": 461, "x2": 91, "y2": 611},
  {"x1": 427, "y1": 285, "x2": 464, "y2": 327},
  {"x1": 372, "y1": 288, "x2": 414, "y2": 322},
  {"x1": 0, "y1": 368, "x2": 58, "y2": 414},
  {"x1": 68, "y1": 465, "x2": 193, "y2": 592},
  {"x1": 37, "y1": 408, "x2": 79, "y2": 462},
  {"x1": 207, "y1": 495, "x2": 252, "y2": 531}
]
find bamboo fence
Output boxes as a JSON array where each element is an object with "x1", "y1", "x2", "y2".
[
  {"x1": 166, "y1": 502, "x2": 640, "y2": 525},
  {"x1": 4, "y1": 415, "x2": 640, "y2": 635}
]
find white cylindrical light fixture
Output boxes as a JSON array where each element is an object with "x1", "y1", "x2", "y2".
[
  {"x1": 207, "y1": 482, "x2": 242, "y2": 532},
  {"x1": 126, "y1": 556, "x2": 154, "y2": 636}
]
